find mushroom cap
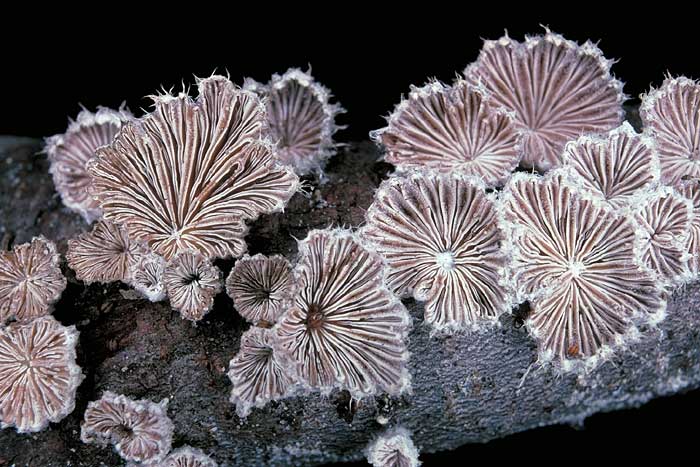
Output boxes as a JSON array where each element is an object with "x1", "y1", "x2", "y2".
[
  {"x1": 500, "y1": 171, "x2": 666, "y2": 366},
  {"x1": 129, "y1": 252, "x2": 167, "y2": 302},
  {"x1": 0, "y1": 316, "x2": 83, "y2": 433},
  {"x1": 225, "y1": 254, "x2": 294, "y2": 325},
  {"x1": 361, "y1": 171, "x2": 510, "y2": 331},
  {"x1": 88, "y1": 75, "x2": 300, "y2": 260},
  {"x1": 365, "y1": 427, "x2": 421, "y2": 467},
  {"x1": 275, "y1": 229, "x2": 410, "y2": 398},
  {"x1": 44, "y1": 106, "x2": 132, "y2": 223},
  {"x1": 633, "y1": 187, "x2": 692, "y2": 284},
  {"x1": 0, "y1": 236, "x2": 66, "y2": 324},
  {"x1": 562, "y1": 122, "x2": 659, "y2": 209},
  {"x1": 81, "y1": 391, "x2": 174, "y2": 464},
  {"x1": 372, "y1": 79, "x2": 522, "y2": 186},
  {"x1": 148, "y1": 446, "x2": 218, "y2": 467},
  {"x1": 245, "y1": 68, "x2": 344, "y2": 176},
  {"x1": 464, "y1": 29, "x2": 624, "y2": 172},
  {"x1": 640, "y1": 76, "x2": 700, "y2": 184},
  {"x1": 66, "y1": 220, "x2": 147, "y2": 285},
  {"x1": 163, "y1": 251, "x2": 222, "y2": 322},
  {"x1": 228, "y1": 326, "x2": 296, "y2": 418},
  {"x1": 676, "y1": 178, "x2": 700, "y2": 276}
]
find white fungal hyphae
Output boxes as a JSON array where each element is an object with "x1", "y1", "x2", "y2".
[
  {"x1": 640, "y1": 76, "x2": 700, "y2": 184},
  {"x1": 45, "y1": 106, "x2": 132, "y2": 223},
  {"x1": 0, "y1": 236, "x2": 66, "y2": 324},
  {"x1": 88, "y1": 75, "x2": 299, "y2": 260},
  {"x1": 226, "y1": 254, "x2": 294, "y2": 325},
  {"x1": 129, "y1": 253, "x2": 167, "y2": 302},
  {"x1": 0, "y1": 317, "x2": 83, "y2": 433},
  {"x1": 163, "y1": 251, "x2": 222, "y2": 322},
  {"x1": 245, "y1": 68, "x2": 344, "y2": 175},
  {"x1": 501, "y1": 171, "x2": 666, "y2": 367},
  {"x1": 465, "y1": 29, "x2": 624, "y2": 172},
  {"x1": 633, "y1": 188, "x2": 692, "y2": 284},
  {"x1": 153, "y1": 446, "x2": 218, "y2": 467},
  {"x1": 366, "y1": 427, "x2": 421, "y2": 467},
  {"x1": 676, "y1": 178, "x2": 700, "y2": 276},
  {"x1": 562, "y1": 122, "x2": 659, "y2": 209},
  {"x1": 276, "y1": 229, "x2": 410, "y2": 397},
  {"x1": 372, "y1": 79, "x2": 521, "y2": 186},
  {"x1": 81, "y1": 392, "x2": 173, "y2": 464},
  {"x1": 228, "y1": 326, "x2": 296, "y2": 418},
  {"x1": 67, "y1": 220, "x2": 147, "y2": 285},
  {"x1": 361, "y1": 171, "x2": 509, "y2": 331}
]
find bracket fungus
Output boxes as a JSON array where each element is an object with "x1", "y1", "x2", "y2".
[
  {"x1": 66, "y1": 220, "x2": 147, "y2": 285},
  {"x1": 500, "y1": 172, "x2": 666, "y2": 368},
  {"x1": 562, "y1": 122, "x2": 659, "y2": 209},
  {"x1": 464, "y1": 29, "x2": 625, "y2": 172},
  {"x1": 44, "y1": 106, "x2": 132, "y2": 223},
  {"x1": 677, "y1": 178, "x2": 700, "y2": 276},
  {"x1": 365, "y1": 427, "x2": 421, "y2": 467},
  {"x1": 129, "y1": 252, "x2": 167, "y2": 302},
  {"x1": 633, "y1": 188, "x2": 692, "y2": 284},
  {"x1": 361, "y1": 171, "x2": 510, "y2": 331},
  {"x1": 275, "y1": 229, "x2": 411, "y2": 397},
  {"x1": 88, "y1": 74, "x2": 299, "y2": 261},
  {"x1": 244, "y1": 68, "x2": 344, "y2": 175},
  {"x1": 151, "y1": 446, "x2": 218, "y2": 467},
  {"x1": 640, "y1": 76, "x2": 700, "y2": 184},
  {"x1": 0, "y1": 317, "x2": 83, "y2": 433},
  {"x1": 225, "y1": 254, "x2": 294, "y2": 325},
  {"x1": 0, "y1": 236, "x2": 66, "y2": 324},
  {"x1": 227, "y1": 326, "x2": 296, "y2": 418},
  {"x1": 163, "y1": 251, "x2": 222, "y2": 322},
  {"x1": 81, "y1": 392, "x2": 174, "y2": 464},
  {"x1": 372, "y1": 79, "x2": 521, "y2": 186}
]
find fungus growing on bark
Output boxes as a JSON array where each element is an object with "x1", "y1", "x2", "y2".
[
  {"x1": 361, "y1": 171, "x2": 509, "y2": 331},
  {"x1": 88, "y1": 75, "x2": 299, "y2": 260},
  {"x1": 372, "y1": 79, "x2": 521, "y2": 186},
  {"x1": 225, "y1": 254, "x2": 293, "y2": 325},
  {"x1": 275, "y1": 229, "x2": 410, "y2": 397},
  {"x1": 562, "y1": 122, "x2": 659, "y2": 209},
  {"x1": 129, "y1": 253, "x2": 167, "y2": 302},
  {"x1": 227, "y1": 326, "x2": 295, "y2": 418},
  {"x1": 44, "y1": 106, "x2": 132, "y2": 223},
  {"x1": 677, "y1": 178, "x2": 700, "y2": 276},
  {"x1": 245, "y1": 68, "x2": 344, "y2": 175},
  {"x1": 633, "y1": 188, "x2": 692, "y2": 283},
  {"x1": 501, "y1": 172, "x2": 665, "y2": 366},
  {"x1": 640, "y1": 76, "x2": 700, "y2": 184},
  {"x1": 464, "y1": 29, "x2": 624, "y2": 172},
  {"x1": 365, "y1": 427, "x2": 421, "y2": 467},
  {"x1": 0, "y1": 237, "x2": 66, "y2": 324},
  {"x1": 66, "y1": 220, "x2": 146, "y2": 285},
  {"x1": 0, "y1": 317, "x2": 83, "y2": 433},
  {"x1": 81, "y1": 392, "x2": 174, "y2": 464},
  {"x1": 153, "y1": 446, "x2": 218, "y2": 467},
  {"x1": 163, "y1": 251, "x2": 222, "y2": 322}
]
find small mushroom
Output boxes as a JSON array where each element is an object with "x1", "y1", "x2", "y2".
[
  {"x1": 228, "y1": 326, "x2": 296, "y2": 418},
  {"x1": 372, "y1": 79, "x2": 521, "y2": 186},
  {"x1": 129, "y1": 253, "x2": 167, "y2": 302},
  {"x1": 81, "y1": 392, "x2": 174, "y2": 464},
  {"x1": 0, "y1": 317, "x2": 83, "y2": 433},
  {"x1": 0, "y1": 236, "x2": 66, "y2": 324},
  {"x1": 66, "y1": 220, "x2": 147, "y2": 285},
  {"x1": 464, "y1": 29, "x2": 624, "y2": 172},
  {"x1": 365, "y1": 427, "x2": 421, "y2": 467},
  {"x1": 163, "y1": 251, "x2": 222, "y2": 322},
  {"x1": 44, "y1": 106, "x2": 132, "y2": 223},
  {"x1": 225, "y1": 254, "x2": 294, "y2": 325},
  {"x1": 150, "y1": 446, "x2": 218, "y2": 467}
]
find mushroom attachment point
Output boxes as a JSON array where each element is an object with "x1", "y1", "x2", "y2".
[
  {"x1": 163, "y1": 251, "x2": 222, "y2": 322},
  {"x1": 81, "y1": 392, "x2": 174, "y2": 464},
  {"x1": 372, "y1": 79, "x2": 521, "y2": 186},
  {"x1": 362, "y1": 171, "x2": 510, "y2": 331},
  {"x1": 0, "y1": 236, "x2": 66, "y2": 324},
  {"x1": 276, "y1": 229, "x2": 410, "y2": 397},
  {"x1": 465, "y1": 29, "x2": 624, "y2": 172},
  {"x1": 0, "y1": 317, "x2": 83, "y2": 433}
]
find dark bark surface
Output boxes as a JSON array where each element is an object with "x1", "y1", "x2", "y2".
[{"x1": 2, "y1": 110, "x2": 700, "y2": 467}]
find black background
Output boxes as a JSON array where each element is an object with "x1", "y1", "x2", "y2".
[{"x1": 2, "y1": 10, "x2": 698, "y2": 465}]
